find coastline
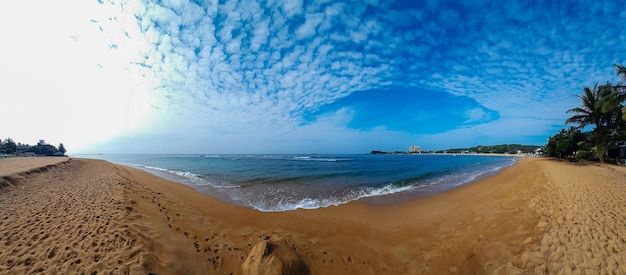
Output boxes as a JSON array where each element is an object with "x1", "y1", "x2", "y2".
[
  {"x1": 426, "y1": 152, "x2": 528, "y2": 157},
  {"x1": 359, "y1": 156, "x2": 518, "y2": 206},
  {"x1": 1, "y1": 157, "x2": 626, "y2": 273},
  {"x1": 81, "y1": 153, "x2": 519, "y2": 212}
]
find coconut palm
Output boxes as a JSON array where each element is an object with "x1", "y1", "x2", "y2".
[
  {"x1": 610, "y1": 64, "x2": 626, "y2": 121},
  {"x1": 566, "y1": 84, "x2": 606, "y2": 128},
  {"x1": 566, "y1": 84, "x2": 615, "y2": 162},
  {"x1": 615, "y1": 64, "x2": 626, "y2": 81}
]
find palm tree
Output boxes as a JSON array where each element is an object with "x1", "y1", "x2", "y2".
[
  {"x1": 566, "y1": 84, "x2": 606, "y2": 128},
  {"x1": 613, "y1": 64, "x2": 626, "y2": 146},
  {"x1": 610, "y1": 64, "x2": 626, "y2": 121},
  {"x1": 566, "y1": 84, "x2": 615, "y2": 162},
  {"x1": 615, "y1": 64, "x2": 626, "y2": 81}
]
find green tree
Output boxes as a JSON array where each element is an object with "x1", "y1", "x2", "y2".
[
  {"x1": 547, "y1": 64, "x2": 626, "y2": 163},
  {"x1": 1, "y1": 138, "x2": 17, "y2": 154},
  {"x1": 566, "y1": 84, "x2": 616, "y2": 162},
  {"x1": 603, "y1": 64, "x2": 626, "y2": 121},
  {"x1": 612, "y1": 64, "x2": 626, "y2": 133},
  {"x1": 545, "y1": 128, "x2": 584, "y2": 160},
  {"x1": 31, "y1": 143, "x2": 56, "y2": 155}
]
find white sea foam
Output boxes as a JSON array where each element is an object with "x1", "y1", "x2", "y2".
[
  {"x1": 199, "y1": 155, "x2": 221, "y2": 158},
  {"x1": 244, "y1": 158, "x2": 517, "y2": 212},
  {"x1": 289, "y1": 156, "x2": 348, "y2": 162},
  {"x1": 129, "y1": 163, "x2": 237, "y2": 189},
  {"x1": 102, "y1": 154, "x2": 518, "y2": 212},
  {"x1": 245, "y1": 183, "x2": 420, "y2": 212}
]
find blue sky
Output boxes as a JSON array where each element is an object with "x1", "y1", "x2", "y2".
[{"x1": 1, "y1": 0, "x2": 625, "y2": 154}]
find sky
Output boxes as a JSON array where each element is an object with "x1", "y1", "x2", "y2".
[{"x1": 1, "y1": 0, "x2": 625, "y2": 154}]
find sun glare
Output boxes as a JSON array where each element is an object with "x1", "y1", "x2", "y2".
[{"x1": 0, "y1": 0, "x2": 157, "y2": 152}]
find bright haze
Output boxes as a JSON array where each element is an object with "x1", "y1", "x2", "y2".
[{"x1": 1, "y1": 0, "x2": 624, "y2": 154}]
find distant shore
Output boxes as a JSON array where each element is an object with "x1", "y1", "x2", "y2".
[
  {"x1": 370, "y1": 151, "x2": 530, "y2": 157},
  {"x1": 428, "y1": 152, "x2": 528, "y2": 157},
  {"x1": 1, "y1": 156, "x2": 625, "y2": 274}
]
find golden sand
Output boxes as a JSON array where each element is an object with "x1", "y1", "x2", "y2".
[
  {"x1": 0, "y1": 157, "x2": 625, "y2": 274},
  {"x1": 0, "y1": 157, "x2": 68, "y2": 181}
]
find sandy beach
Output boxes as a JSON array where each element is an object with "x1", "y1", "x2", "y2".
[{"x1": 1, "y1": 157, "x2": 626, "y2": 274}]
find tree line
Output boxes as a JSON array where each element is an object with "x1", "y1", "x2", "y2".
[
  {"x1": 439, "y1": 144, "x2": 539, "y2": 154},
  {"x1": 0, "y1": 138, "x2": 66, "y2": 156},
  {"x1": 369, "y1": 144, "x2": 540, "y2": 155},
  {"x1": 544, "y1": 64, "x2": 626, "y2": 162}
]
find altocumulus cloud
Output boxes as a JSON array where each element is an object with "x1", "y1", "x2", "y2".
[{"x1": 84, "y1": 0, "x2": 625, "y2": 153}]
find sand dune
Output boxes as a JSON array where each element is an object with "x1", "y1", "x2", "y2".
[
  {"x1": 0, "y1": 157, "x2": 68, "y2": 176},
  {"x1": 1, "y1": 157, "x2": 625, "y2": 274},
  {"x1": 0, "y1": 157, "x2": 69, "y2": 188}
]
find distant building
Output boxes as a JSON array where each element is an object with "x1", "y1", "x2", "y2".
[
  {"x1": 16, "y1": 145, "x2": 31, "y2": 156},
  {"x1": 409, "y1": 145, "x2": 421, "y2": 153}
]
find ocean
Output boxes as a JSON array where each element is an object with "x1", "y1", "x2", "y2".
[{"x1": 78, "y1": 154, "x2": 517, "y2": 212}]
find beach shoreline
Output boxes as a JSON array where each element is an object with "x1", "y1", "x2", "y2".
[
  {"x1": 360, "y1": 156, "x2": 521, "y2": 206},
  {"x1": 425, "y1": 152, "x2": 528, "y2": 157},
  {"x1": 81, "y1": 153, "x2": 519, "y2": 212},
  {"x1": 1, "y1": 156, "x2": 626, "y2": 274}
]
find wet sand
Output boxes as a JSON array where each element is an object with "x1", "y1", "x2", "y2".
[{"x1": 1, "y1": 157, "x2": 625, "y2": 274}]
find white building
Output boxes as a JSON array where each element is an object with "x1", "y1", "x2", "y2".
[{"x1": 409, "y1": 145, "x2": 421, "y2": 153}]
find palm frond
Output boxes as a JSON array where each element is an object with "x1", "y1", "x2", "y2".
[
  {"x1": 614, "y1": 64, "x2": 626, "y2": 81},
  {"x1": 600, "y1": 87, "x2": 626, "y2": 113},
  {"x1": 566, "y1": 107, "x2": 591, "y2": 115},
  {"x1": 565, "y1": 115, "x2": 591, "y2": 128}
]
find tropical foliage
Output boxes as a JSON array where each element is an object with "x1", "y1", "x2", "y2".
[
  {"x1": 546, "y1": 64, "x2": 626, "y2": 162},
  {"x1": 544, "y1": 127, "x2": 589, "y2": 160},
  {"x1": 369, "y1": 144, "x2": 540, "y2": 154},
  {"x1": 440, "y1": 144, "x2": 539, "y2": 154}
]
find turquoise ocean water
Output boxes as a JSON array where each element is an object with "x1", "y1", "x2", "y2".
[{"x1": 78, "y1": 154, "x2": 516, "y2": 212}]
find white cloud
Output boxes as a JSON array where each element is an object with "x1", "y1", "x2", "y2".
[
  {"x1": 296, "y1": 12, "x2": 325, "y2": 40},
  {"x1": 464, "y1": 108, "x2": 489, "y2": 123},
  {"x1": 250, "y1": 18, "x2": 270, "y2": 51},
  {"x1": 349, "y1": 29, "x2": 369, "y2": 44},
  {"x1": 6, "y1": 0, "x2": 626, "y2": 153},
  {"x1": 282, "y1": 0, "x2": 303, "y2": 18}
]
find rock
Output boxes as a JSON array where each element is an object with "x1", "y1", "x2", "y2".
[{"x1": 242, "y1": 240, "x2": 310, "y2": 275}]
